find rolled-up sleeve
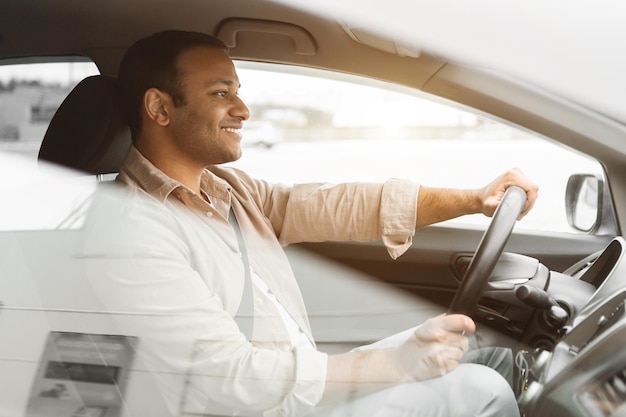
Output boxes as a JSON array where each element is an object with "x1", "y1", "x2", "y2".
[
  {"x1": 380, "y1": 179, "x2": 420, "y2": 259},
  {"x1": 264, "y1": 347, "x2": 328, "y2": 417},
  {"x1": 276, "y1": 179, "x2": 418, "y2": 259},
  {"x1": 184, "y1": 340, "x2": 328, "y2": 417}
]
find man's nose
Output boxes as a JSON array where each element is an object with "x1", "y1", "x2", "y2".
[{"x1": 232, "y1": 95, "x2": 250, "y2": 120}]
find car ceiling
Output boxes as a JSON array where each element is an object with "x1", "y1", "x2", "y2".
[
  {"x1": 3, "y1": 0, "x2": 626, "y2": 228},
  {"x1": 0, "y1": 0, "x2": 444, "y2": 82}
]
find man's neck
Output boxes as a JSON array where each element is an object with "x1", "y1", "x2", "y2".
[{"x1": 134, "y1": 140, "x2": 205, "y2": 196}]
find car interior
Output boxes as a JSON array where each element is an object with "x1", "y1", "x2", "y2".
[
  {"x1": 3, "y1": 1, "x2": 626, "y2": 416},
  {"x1": 38, "y1": 75, "x2": 131, "y2": 177}
]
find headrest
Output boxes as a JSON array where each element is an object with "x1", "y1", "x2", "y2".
[{"x1": 38, "y1": 75, "x2": 132, "y2": 175}]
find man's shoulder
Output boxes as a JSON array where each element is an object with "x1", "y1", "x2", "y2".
[
  {"x1": 86, "y1": 183, "x2": 184, "y2": 239},
  {"x1": 205, "y1": 165, "x2": 263, "y2": 199},
  {"x1": 81, "y1": 185, "x2": 200, "y2": 266},
  {"x1": 206, "y1": 165, "x2": 276, "y2": 196},
  {"x1": 206, "y1": 164, "x2": 253, "y2": 183}
]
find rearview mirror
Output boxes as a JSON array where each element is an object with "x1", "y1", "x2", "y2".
[{"x1": 565, "y1": 174, "x2": 615, "y2": 234}]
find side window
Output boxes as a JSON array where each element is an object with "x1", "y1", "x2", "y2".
[
  {"x1": 0, "y1": 60, "x2": 100, "y2": 230},
  {"x1": 0, "y1": 60, "x2": 99, "y2": 158},
  {"x1": 231, "y1": 62, "x2": 607, "y2": 234}
]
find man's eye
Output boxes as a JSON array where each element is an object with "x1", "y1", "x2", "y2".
[{"x1": 215, "y1": 91, "x2": 227, "y2": 97}]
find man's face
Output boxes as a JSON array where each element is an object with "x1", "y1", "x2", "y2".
[{"x1": 168, "y1": 46, "x2": 250, "y2": 167}]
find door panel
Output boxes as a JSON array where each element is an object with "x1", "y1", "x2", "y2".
[{"x1": 287, "y1": 224, "x2": 613, "y2": 352}]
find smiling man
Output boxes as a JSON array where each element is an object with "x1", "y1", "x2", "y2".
[
  {"x1": 100, "y1": 30, "x2": 537, "y2": 416},
  {"x1": 118, "y1": 36, "x2": 249, "y2": 194}
]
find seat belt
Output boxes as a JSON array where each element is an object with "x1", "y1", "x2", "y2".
[{"x1": 228, "y1": 208, "x2": 254, "y2": 341}]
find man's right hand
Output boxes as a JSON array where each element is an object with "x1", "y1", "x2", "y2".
[
  {"x1": 394, "y1": 314, "x2": 475, "y2": 381},
  {"x1": 322, "y1": 314, "x2": 476, "y2": 404}
]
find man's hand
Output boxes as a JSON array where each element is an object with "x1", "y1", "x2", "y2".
[
  {"x1": 479, "y1": 167, "x2": 538, "y2": 219},
  {"x1": 322, "y1": 314, "x2": 476, "y2": 403},
  {"x1": 416, "y1": 167, "x2": 538, "y2": 228},
  {"x1": 394, "y1": 314, "x2": 475, "y2": 381}
]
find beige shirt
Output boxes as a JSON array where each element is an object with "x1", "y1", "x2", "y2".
[{"x1": 85, "y1": 146, "x2": 419, "y2": 417}]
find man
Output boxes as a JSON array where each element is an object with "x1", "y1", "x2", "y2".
[{"x1": 86, "y1": 30, "x2": 538, "y2": 417}]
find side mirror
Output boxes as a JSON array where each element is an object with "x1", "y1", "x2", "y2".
[{"x1": 565, "y1": 174, "x2": 616, "y2": 234}]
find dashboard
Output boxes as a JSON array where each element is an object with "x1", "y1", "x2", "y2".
[{"x1": 519, "y1": 237, "x2": 626, "y2": 417}]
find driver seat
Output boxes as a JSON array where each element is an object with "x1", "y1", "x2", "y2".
[{"x1": 38, "y1": 75, "x2": 131, "y2": 178}]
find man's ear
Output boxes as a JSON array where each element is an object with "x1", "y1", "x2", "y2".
[{"x1": 143, "y1": 88, "x2": 172, "y2": 127}]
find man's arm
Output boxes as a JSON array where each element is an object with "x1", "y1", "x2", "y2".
[
  {"x1": 415, "y1": 168, "x2": 539, "y2": 228},
  {"x1": 320, "y1": 314, "x2": 475, "y2": 404}
]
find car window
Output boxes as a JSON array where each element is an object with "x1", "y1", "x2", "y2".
[
  {"x1": 0, "y1": 60, "x2": 99, "y2": 157},
  {"x1": 0, "y1": 60, "x2": 100, "y2": 230},
  {"x1": 230, "y1": 62, "x2": 607, "y2": 234}
]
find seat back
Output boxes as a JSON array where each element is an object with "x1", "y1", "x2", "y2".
[{"x1": 38, "y1": 75, "x2": 131, "y2": 175}]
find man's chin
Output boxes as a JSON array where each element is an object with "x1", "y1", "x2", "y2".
[
  {"x1": 231, "y1": 148, "x2": 243, "y2": 162},
  {"x1": 210, "y1": 149, "x2": 242, "y2": 166}
]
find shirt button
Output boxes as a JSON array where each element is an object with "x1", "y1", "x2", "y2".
[{"x1": 206, "y1": 211, "x2": 213, "y2": 217}]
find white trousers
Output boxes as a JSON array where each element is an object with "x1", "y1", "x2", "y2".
[
  {"x1": 308, "y1": 363, "x2": 519, "y2": 417},
  {"x1": 307, "y1": 327, "x2": 519, "y2": 417}
]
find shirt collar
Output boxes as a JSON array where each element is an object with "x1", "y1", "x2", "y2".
[{"x1": 119, "y1": 145, "x2": 231, "y2": 206}]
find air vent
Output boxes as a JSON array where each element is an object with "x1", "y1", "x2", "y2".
[{"x1": 579, "y1": 367, "x2": 626, "y2": 416}]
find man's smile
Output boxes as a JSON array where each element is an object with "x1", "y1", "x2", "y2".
[{"x1": 221, "y1": 126, "x2": 242, "y2": 137}]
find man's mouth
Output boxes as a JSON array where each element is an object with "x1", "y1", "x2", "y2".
[{"x1": 221, "y1": 127, "x2": 242, "y2": 137}]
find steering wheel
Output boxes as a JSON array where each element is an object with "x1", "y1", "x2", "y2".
[{"x1": 448, "y1": 186, "x2": 527, "y2": 316}]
